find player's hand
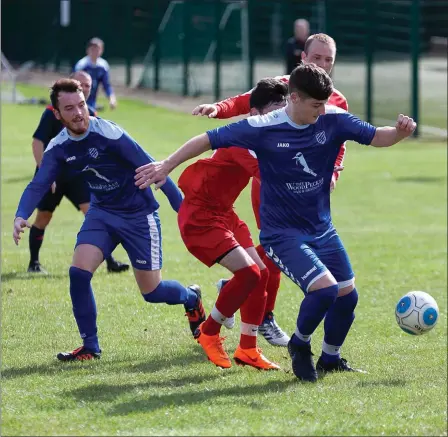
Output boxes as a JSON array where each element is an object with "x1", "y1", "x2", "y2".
[
  {"x1": 334, "y1": 165, "x2": 344, "y2": 172},
  {"x1": 192, "y1": 104, "x2": 218, "y2": 118},
  {"x1": 109, "y1": 95, "x2": 117, "y2": 110},
  {"x1": 330, "y1": 174, "x2": 337, "y2": 193},
  {"x1": 135, "y1": 161, "x2": 168, "y2": 190},
  {"x1": 51, "y1": 182, "x2": 57, "y2": 194},
  {"x1": 395, "y1": 114, "x2": 416, "y2": 138},
  {"x1": 13, "y1": 217, "x2": 31, "y2": 246}
]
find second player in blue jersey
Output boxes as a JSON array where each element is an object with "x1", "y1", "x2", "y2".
[
  {"x1": 134, "y1": 63, "x2": 417, "y2": 382},
  {"x1": 13, "y1": 78, "x2": 206, "y2": 362}
]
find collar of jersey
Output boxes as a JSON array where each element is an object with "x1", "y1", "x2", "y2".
[
  {"x1": 282, "y1": 107, "x2": 310, "y2": 129},
  {"x1": 67, "y1": 119, "x2": 92, "y2": 141}
]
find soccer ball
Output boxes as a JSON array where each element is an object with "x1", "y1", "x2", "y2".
[{"x1": 395, "y1": 291, "x2": 439, "y2": 335}]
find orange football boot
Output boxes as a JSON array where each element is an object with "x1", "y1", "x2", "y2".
[
  {"x1": 194, "y1": 323, "x2": 232, "y2": 369},
  {"x1": 234, "y1": 345, "x2": 281, "y2": 370}
]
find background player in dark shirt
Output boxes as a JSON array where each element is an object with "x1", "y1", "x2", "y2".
[
  {"x1": 28, "y1": 70, "x2": 128, "y2": 274},
  {"x1": 285, "y1": 19, "x2": 310, "y2": 74}
]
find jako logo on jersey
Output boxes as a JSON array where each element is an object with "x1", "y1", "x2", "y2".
[
  {"x1": 277, "y1": 142, "x2": 289, "y2": 148},
  {"x1": 88, "y1": 148, "x2": 99, "y2": 159},
  {"x1": 292, "y1": 152, "x2": 317, "y2": 176},
  {"x1": 315, "y1": 131, "x2": 326, "y2": 144},
  {"x1": 136, "y1": 259, "x2": 147, "y2": 265},
  {"x1": 66, "y1": 156, "x2": 76, "y2": 162}
]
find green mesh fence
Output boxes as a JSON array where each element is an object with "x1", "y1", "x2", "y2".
[
  {"x1": 138, "y1": 0, "x2": 248, "y2": 98},
  {"x1": 136, "y1": 0, "x2": 447, "y2": 137}
]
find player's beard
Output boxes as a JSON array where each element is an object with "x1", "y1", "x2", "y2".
[{"x1": 63, "y1": 114, "x2": 90, "y2": 136}]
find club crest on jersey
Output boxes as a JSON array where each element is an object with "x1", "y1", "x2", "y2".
[
  {"x1": 88, "y1": 148, "x2": 99, "y2": 159},
  {"x1": 315, "y1": 131, "x2": 326, "y2": 144}
]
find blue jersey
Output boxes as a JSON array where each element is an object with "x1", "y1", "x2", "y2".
[
  {"x1": 207, "y1": 106, "x2": 376, "y2": 235},
  {"x1": 16, "y1": 117, "x2": 183, "y2": 220},
  {"x1": 74, "y1": 56, "x2": 113, "y2": 109}
]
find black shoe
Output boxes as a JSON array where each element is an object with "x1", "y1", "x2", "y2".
[
  {"x1": 27, "y1": 261, "x2": 48, "y2": 274},
  {"x1": 184, "y1": 285, "x2": 206, "y2": 335},
  {"x1": 106, "y1": 258, "x2": 130, "y2": 273},
  {"x1": 57, "y1": 346, "x2": 101, "y2": 362},
  {"x1": 316, "y1": 356, "x2": 367, "y2": 374},
  {"x1": 288, "y1": 337, "x2": 317, "y2": 382}
]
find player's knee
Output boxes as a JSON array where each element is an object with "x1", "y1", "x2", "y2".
[
  {"x1": 34, "y1": 211, "x2": 53, "y2": 228},
  {"x1": 344, "y1": 288, "x2": 358, "y2": 311},
  {"x1": 69, "y1": 266, "x2": 93, "y2": 284},
  {"x1": 310, "y1": 283, "x2": 339, "y2": 306},
  {"x1": 338, "y1": 282, "x2": 355, "y2": 297},
  {"x1": 238, "y1": 263, "x2": 261, "y2": 289}
]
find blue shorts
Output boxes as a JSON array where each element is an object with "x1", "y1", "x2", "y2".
[
  {"x1": 261, "y1": 227, "x2": 354, "y2": 293},
  {"x1": 76, "y1": 207, "x2": 162, "y2": 270}
]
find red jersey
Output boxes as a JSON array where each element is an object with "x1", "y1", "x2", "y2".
[
  {"x1": 214, "y1": 74, "x2": 348, "y2": 180},
  {"x1": 178, "y1": 147, "x2": 259, "y2": 211}
]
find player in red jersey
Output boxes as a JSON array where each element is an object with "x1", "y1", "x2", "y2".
[
  {"x1": 192, "y1": 33, "x2": 348, "y2": 347},
  {"x1": 177, "y1": 78, "x2": 288, "y2": 369}
]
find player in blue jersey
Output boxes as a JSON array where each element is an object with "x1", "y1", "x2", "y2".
[
  {"x1": 13, "y1": 78, "x2": 205, "y2": 361},
  {"x1": 134, "y1": 63, "x2": 416, "y2": 381},
  {"x1": 74, "y1": 37, "x2": 117, "y2": 110},
  {"x1": 28, "y1": 70, "x2": 128, "y2": 274}
]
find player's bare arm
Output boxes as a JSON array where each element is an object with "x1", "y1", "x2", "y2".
[
  {"x1": 135, "y1": 133, "x2": 211, "y2": 189},
  {"x1": 370, "y1": 114, "x2": 416, "y2": 147},
  {"x1": 32, "y1": 138, "x2": 45, "y2": 167},
  {"x1": 191, "y1": 104, "x2": 218, "y2": 118}
]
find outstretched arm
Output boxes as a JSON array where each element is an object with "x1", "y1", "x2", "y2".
[
  {"x1": 14, "y1": 149, "x2": 62, "y2": 244},
  {"x1": 135, "y1": 133, "x2": 212, "y2": 190},
  {"x1": 370, "y1": 115, "x2": 417, "y2": 147}
]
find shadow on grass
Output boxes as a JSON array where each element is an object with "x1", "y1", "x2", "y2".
[
  {"x1": 2, "y1": 349, "x2": 206, "y2": 380},
  {"x1": 104, "y1": 379, "x2": 299, "y2": 415},
  {"x1": 1, "y1": 272, "x2": 65, "y2": 283},
  {"x1": 356, "y1": 378, "x2": 406, "y2": 388},
  {"x1": 67, "y1": 372, "x2": 224, "y2": 403},
  {"x1": 395, "y1": 176, "x2": 445, "y2": 184}
]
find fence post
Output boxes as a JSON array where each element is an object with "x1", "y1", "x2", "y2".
[
  {"x1": 246, "y1": 0, "x2": 254, "y2": 90},
  {"x1": 125, "y1": 2, "x2": 133, "y2": 87},
  {"x1": 153, "y1": 1, "x2": 161, "y2": 91},
  {"x1": 365, "y1": 0, "x2": 376, "y2": 124},
  {"x1": 182, "y1": 1, "x2": 190, "y2": 97},
  {"x1": 410, "y1": 0, "x2": 420, "y2": 137},
  {"x1": 214, "y1": 1, "x2": 222, "y2": 102}
]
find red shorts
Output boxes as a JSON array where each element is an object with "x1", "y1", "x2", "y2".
[
  {"x1": 178, "y1": 201, "x2": 254, "y2": 267},
  {"x1": 251, "y1": 178, "x2": 261, "y2": 230}
]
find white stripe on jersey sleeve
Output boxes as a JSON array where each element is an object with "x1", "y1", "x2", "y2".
[
  {"x1": 246, "y1": 108, "x2": 289, "y2": 128},
  {"x1": 45, "y1": 129, "x2": 70, "y2": 153},
  {"x1": 74, "y1": 56, "x2": 90, "y2": 71},
  {"x1": 96, "y1": 57, "x2": 110, "y2": 71},
  {"x1": 90, "y1": 118, "x2": 124, "y2": 140}
]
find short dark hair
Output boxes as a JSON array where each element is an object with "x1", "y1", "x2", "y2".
[
  {"x1": 249, "y1": 78, "x2": 288, "y2": 111},
  {"x1": 304, "y1": 33, "x2": 336, "y2": 55},
  {"x1": 288, "y1": 63, "x2": 333, "y2": 100},
  {"x1": 50, "y1": 78, "x2": 83, "y2": 109}
]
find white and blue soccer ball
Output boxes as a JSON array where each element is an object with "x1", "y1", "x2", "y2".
[{"x1": 395, "y1": 291, "x2": 439, "y2": 335}]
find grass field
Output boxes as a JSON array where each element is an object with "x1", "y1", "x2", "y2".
[{"x1": 2, "y1": 85, "x2": 447, "y2": 436}]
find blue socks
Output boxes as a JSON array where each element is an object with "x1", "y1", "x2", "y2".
[
  {"x1": 143, "y1": 280, "x2": 197, "y2": 308},
  {"x1": 292, "y1": 284, "x2": 339, "y2": 347},
  {"x1": 321, "y1": 289, "x2": 358, "y2": 363},
  {"x1": 69, "y1": 266, "x2": 100, "y2": 353}
]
